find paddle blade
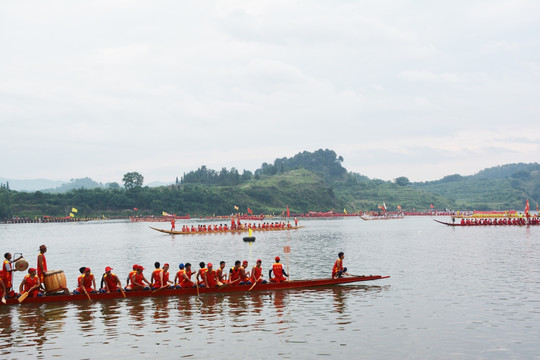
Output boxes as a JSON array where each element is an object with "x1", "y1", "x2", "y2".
[{"x1": 18, "y1": 292, "x2": 29, "y2": 303}]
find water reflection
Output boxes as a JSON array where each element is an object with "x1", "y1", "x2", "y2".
[
  {"x1": 100, "y1": 300, "x2": 121, "y2": 339},
  {"x1": 0, "y1": 308, "x2": 15, "y2": 351}
]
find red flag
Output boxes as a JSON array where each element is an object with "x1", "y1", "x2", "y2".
[
  {"x1": 247, "y1": 207, "x2": 253, "y2": 214},
  {"x1": 430, "y1": 204, "x2": 434, "y2": 208},
  {"x1": 286, "y1": 206, "x2": 290, "y2": 217},
  {"x1": 525, "y1": 199, "x2": 530, "y2": 216},
  {"x1": 134, "y1": 208, "x2": 138, "y2": 211}
]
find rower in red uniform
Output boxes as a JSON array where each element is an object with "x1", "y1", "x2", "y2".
[
  {"x1": 242, "y1": 260, "x2": 251, "y2": 283},
  {"x1": 217, "y1": 261, "x2": 228, "y2": 284},
  {"x1": 229, "y1": 260, "x2": 243, "y2": 285},
  {"x1": 179, "y1": 263, "x2": 195, "y2": 288},
  {"x1": 75, "y1": 268, "x2": 97, "y2": 294},
  {"x1": 171, "y1": 218, "x2": 176, "y2": 231},
  {"x1": 101, "y1": 266, "x2": 122, "y2": 293},
  {"x1": 162, "y1": 263, "x2": 172, "y2": 288},
  {"x1": 250, "y1": 259, "x2": 267, "y2": 284},
  {"x1": 269, "y1": 257, "x2": 288, "y2": 283},
  {"x1": 0, "y1": 273, "x2": 6, "y2": 303},
  {"x1": 196, "y1": 262, "x2": 207, "y2": 287},
  {"x1": 332, "y1": 252, "x2": 349, "y2": 279},
  {"x1": 151, "y1": 262, "x2": 164, "y2": 289},
  {"x1": 19, "y1": 268, "x2": 42, "y2": 298},
  {"x1": 204, "y1": 263, "x2": 218, "y2": 288},
  {"x1": 126, "y1": 264, "x2": 138, "y2": 288},
  {"x1": 126, "y1": 265, "x2": 150, "y2": 291},
  {"x1": 174, "y1": 263, "x2": 186, "y2": 288}
]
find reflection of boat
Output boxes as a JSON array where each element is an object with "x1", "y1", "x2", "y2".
[
  {"x1": 5, "y1": 275, "x2": 389, "y2": 306},
  {"x1": 149, "y1": 226, "x2": 304, "y2": 235}
]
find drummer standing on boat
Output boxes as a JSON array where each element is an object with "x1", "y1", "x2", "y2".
[
  {"x1": 3, "y1": 252, "x2": 23, "y2": 296},
  {"x1": 37, "y1": 245, "x2": 47, "y2": 290}
]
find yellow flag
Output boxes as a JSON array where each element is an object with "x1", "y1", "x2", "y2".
[
  {"x1": 162, "y1": 211, "x2": 171, "y2": 216},
  {"x1": 343, "y1": 208, "x2": 347, "y2": 214},
  {"x1": 234, "y1": 205, "x2": 239, "y2": 210},
  {"x1": 72, "y1": 208, "x2": 78, "y2": 213},
  {"x1": 69, "y1": 213, "x2": 74, "y2": 218}
]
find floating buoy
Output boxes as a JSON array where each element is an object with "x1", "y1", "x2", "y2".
[{"x1": 243, "y1": 237, "x2": 256, "y2": 242}]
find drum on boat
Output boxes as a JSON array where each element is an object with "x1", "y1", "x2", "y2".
[
  {"x1": 44, "y1": 270, "x2": 67, "y2": 292},
  {"x1": 15, "y1": 258, "x2": 29, "y2": 271}
]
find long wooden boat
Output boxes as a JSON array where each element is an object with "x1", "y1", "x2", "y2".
[
  {"x1": 360, "y1": 215, "x2": 404, "y2": 221},
  {"x1": 150, "y1": 225, "x2": 304, "y2": 235},
  {"x1": 433, "y1": 219, "x2": 539, "y2": 227},
  {"x1": 130, "y1": 215, "x2": 190, "y2": 222},
  {"x1": 4, "y1": 275, "x2": 389, "y2": 306}
]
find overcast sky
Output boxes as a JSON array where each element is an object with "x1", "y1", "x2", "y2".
[{"x1": 1, "y1": 1, "x2": 539, "y2": 184}]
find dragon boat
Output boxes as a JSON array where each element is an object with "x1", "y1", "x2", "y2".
[
  {"x1": 149, "y1": 225, "x2": 304, "y2": 235},
  {"x1": 433, "y1": 219, "x2": 539, "y2": 227},
  {"x1": 4, "y1": 275, "x2": 390, "y2": 306}
]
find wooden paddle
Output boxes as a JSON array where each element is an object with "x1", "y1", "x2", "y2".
[
  {"x1": 152, "y1": 284, "x2": 169, "y2": 294},
  {"x1": 82, "y1": 288, "x2": 92, "y2": 301},
  {"x1": 195, "y1": 280, "x2": 199, "y2": 296},
  {"x1": 1, "y1": 296, "x2": 6, "y2": 304},
  {"x1": 119, "y1": 286, "x2": 126, "y2": 298},
  {"x1": 248, "y1": 276, "x2": 262, "y2": 291},
  {"x1": 217, "y1": 278, "x2": 240, "y2": 290},
  {"x1": 18, "y1": 284, "x2": 39, "y2": 304}
]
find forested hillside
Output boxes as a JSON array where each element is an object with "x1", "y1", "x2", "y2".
[{"x1": 1, "y1": 150, "x2": 538, "y2": 219}]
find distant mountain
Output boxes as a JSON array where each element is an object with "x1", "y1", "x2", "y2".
[{"x1": 0, "y1": 177, "x2": 65, "y2": 192}]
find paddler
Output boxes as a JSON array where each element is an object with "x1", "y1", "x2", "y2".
[
  {"x1": 250, "y1": 259, "x2": 267, "y2": 284},
  {"x1": 179, "y1": 263, "x2": 195, "y2": 288},
  {"x1": 162, "y1": 263, "x2": 173, "y2": 288},
  {"x1": 74, "y1": 268, "x2": 97, "y2": 294},
  {"x1": 151, "y1": 262, "x2": 164, "y2": 290},
  {"x1": 332, "y1": 252, "x2": 349, "y2": 279},
  {"x1": 196, "y1": 262, "x2": 207, "y2": 287},
  {"x1": 126, "y1": 264, "x2": 138, "y2": 288},
  {"x1": 216, "y1": 261, "x2": 228, "y2": 284},
  {"x1": 242, "y1": 260, "x2": 251, "y2": 284},
  {"x1": 18, "y1": 268, "x2": 42, "y2": 298},
  {"x1": 126, "y1": 265, "x2": 151, "y2": 291},
  {"x1": 204, "y1": 263, "x2": 218, "y2": 288},
  {"x1": 101, "y1": 266, "x2": 122, "y2": 293},
  {"x1": 3, "y1": 252, "x2": 23, "y2": 297},
  {"x1": 229, "y1": 260, "x2": 244, "y2": 285},
  {"x1": 174, "y1": 263, "x2": 185, "y2": 288},
  {"x1": 269, "y1": 256, "x2": 288, "y2": 283}
]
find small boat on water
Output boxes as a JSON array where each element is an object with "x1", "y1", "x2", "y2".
[
  {"x1": 130, "y1": 215, "x2": 190, "y2": 222},
  {"x1": 4, "y1": 275, "x2": 390, "y2": 306},
  {"x1": 360, "y1": 214, "x2": 404, "y2": 221},
  {"x1": 149, "y1": 225, "x2": 304, "y2": 235}
]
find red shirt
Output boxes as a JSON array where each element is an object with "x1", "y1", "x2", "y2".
[
  {"x1": 23, "y1": 275, "x2": 40, "y2": 297},
  {"x1": 104, "y1": 273, "x2": 119, "y2": 291},
  {"x1": 332, "y1": 259, "x2": 343, "y2": 278},
  {"x1": 37, "y1": 253, "x2": 47, "y2": 281},
  {"x1": 206, "y1": 269, "x2": 217, "y2": 287},
  {"x1": 152, "y1": 269, "x2": 163, "y2": 287},
  {"x1": 251, "y1": 266, "x2": 263, "y2": 283}
]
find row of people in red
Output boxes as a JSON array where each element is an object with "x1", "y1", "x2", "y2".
[
  {"x1": 181, "y1": 222, "x2": 294, "y2": 233},
  {"x1": 459, "y1": 218, "x2": 539, "y2": 225}
]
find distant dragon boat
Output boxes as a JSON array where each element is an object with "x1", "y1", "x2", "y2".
[
  {"x1": 150, "y1": 225, "x2": 304, "y2": 235},
  {"x1": 130, "y1": 215, "x2": 190, "y2": 222},
  {"x1": 4, "y1": 275, "x2": 390, "y2": 306},
  {"x1": 433, "y1": 218, "x2": 539, "y2": 227}
]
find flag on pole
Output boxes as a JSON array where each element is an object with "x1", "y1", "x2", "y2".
[
  {"x1": 430, "y1": 204, "x2": 434, "y2": 209},
  {"x1": 524, "y1": 199, "x2": 530, "y2": 216},
  {"x1": 69, "y1": 213, "x2": 75, "y2": 218},
  {"x1": 286, "y1": 206, "x2": 290, "y2": 217},
  {"x1": 71, "y1": 208, "x2": 78, "y2": 213},
  {"x1": 343, "y1": 208, "x2": 347, "y2": 214},
  {"x1": 247, "y1": 207, "x2": 253, "y2": 214},
  {"x1": 397, "y1": 205, "x2": 401, "y2": 210},
  {"x1": 134, "y1": 208, "x2": 138, "y2": 211},
  {"x1": 234, "y1": 205, "x2": 239, "y2": 211},
  {"x1": 162, "y1": 211, "x2": 171, "y2": 216}
]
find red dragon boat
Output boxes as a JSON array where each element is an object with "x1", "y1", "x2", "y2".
[
  {"x1": 433, "y1": 219, "x2": 539, "y2": 227},
  {"x1": 130, "y1": 215, "x2": 190, "y2": 222},
  {"x1": 4, "y1": 275, "x2": 389, "y2": 306},
  {"x1": 149, "y1": 225, "x2": 304, "y2": 235}
]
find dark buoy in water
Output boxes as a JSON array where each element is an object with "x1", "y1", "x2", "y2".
[{"x1": 243, "y1": 237, "x2": 256, "y2": 242}]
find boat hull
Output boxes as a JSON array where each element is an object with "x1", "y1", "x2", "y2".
[
  {"x1": 433, "y1": 219, "x2": 538, "y2": 227},
  {"x1": 150, "y1": 226, "x2": 304, "y2": 235},
  {"x1": 4, "y1": 275, "x2": 389, "y2": 306}
]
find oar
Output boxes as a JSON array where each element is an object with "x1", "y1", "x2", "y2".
[
  {"x1": 2, "y1": 296, "x2": 6, "y2": 304},
  {"x1": 248, "y1": 276, "x2": 262, "y2": 291},
  {"x1": 217, "y1": 278, "x2": 240, "y2": 290},
  {"x1": 82, "y1": 288, "x2": 92, "y2": 301},
  {"x1": 18, "y1": 284, "x2": 39, "y2": 304},
  {"x1": 152, "y1": 284, "x2": 169, "y2": 294},
  {"x1": 195, "y1": 280, "x2": 199, "y2": 296},
  {"x1": 119, "y1": 286, "x2": 126, "y2": 298}
]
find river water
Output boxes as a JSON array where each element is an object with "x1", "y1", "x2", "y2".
[{"x1": 0, "y1": 217, "x2": 539, "y2": 359}]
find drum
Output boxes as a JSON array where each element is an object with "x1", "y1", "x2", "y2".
[
  {"x1": 44, "y1": 270, "x2": 67, "y2": 292},
  {"x1": 15, "y1": 258, "x2": 29, "y2": 271}
]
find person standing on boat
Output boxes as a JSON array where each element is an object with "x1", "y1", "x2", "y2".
[
  {"x1": 294, "y1": 217, "x2": 298, "y2": 227},
  {"x1": 101, "y1": 266, "x2": 122, "y2": 293},
  {"x1": 170, "y1": 218, "x2": 176, "y2": 231},
  {"x1": 269, "y1": 257, "x2": 288, "y2": 283},
  {"x1": 332, "y1": 252, "x2": 349, "y2": 279},
  {"x1": 3, "y1": 252, "x2": 23, "y2": 296},
  {"x1": 37, "y1": 245, "x2": 47, "y2": 290}
]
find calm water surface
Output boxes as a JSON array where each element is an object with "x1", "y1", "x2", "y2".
[{"x1": 0, "y1": 217, "x2": 539, "y2": 359}]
